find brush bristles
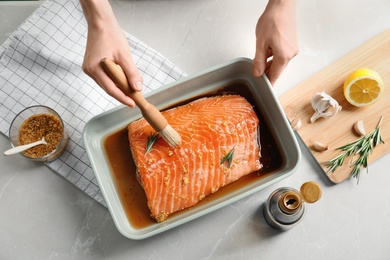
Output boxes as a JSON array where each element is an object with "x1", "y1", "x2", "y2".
[{"x1": 159, "y1": 124, "x2": 181, "y2": 147}]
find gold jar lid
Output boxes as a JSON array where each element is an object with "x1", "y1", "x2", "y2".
[{"x1": 300, "y1": 181, "x2": 322, "y2": 203}]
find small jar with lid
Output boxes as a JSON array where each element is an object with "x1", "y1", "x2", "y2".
[{"x1": 263, "y1": 181, "x2": 322, "y2": 231}]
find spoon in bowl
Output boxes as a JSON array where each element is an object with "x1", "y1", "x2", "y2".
[{"x1": 4, "y1": 137, "x2": 47, "y2": 156}]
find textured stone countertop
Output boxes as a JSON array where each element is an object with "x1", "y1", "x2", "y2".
[{"x1": 1, "y1": 0, "x2": 390, "y2": 259}]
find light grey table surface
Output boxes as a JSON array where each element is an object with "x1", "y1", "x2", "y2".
[{"x1": 1, "y1": 1, "x2": 390, "y2": 259}]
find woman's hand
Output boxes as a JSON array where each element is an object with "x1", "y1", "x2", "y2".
[
  {"x1": 80, "y1": 0, "x2": 143, "y2": 107},
  {"x1": 253, "y1": 0, "x2": 298, "y2": 85}
]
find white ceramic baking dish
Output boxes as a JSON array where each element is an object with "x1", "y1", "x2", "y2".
[{"x1": 83, "y1": 57, "x2": 300, "y2": 239}]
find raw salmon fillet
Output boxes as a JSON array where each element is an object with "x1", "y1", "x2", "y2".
[{"x1": 128, "y1": 95, "x2": 262, "y2": 222}]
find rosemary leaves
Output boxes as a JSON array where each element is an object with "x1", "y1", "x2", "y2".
[
  {"x1": 221, "y1": 146, "x2": 236, "y2": 168},
  {"x1": 146, "y1": 132, "x2": 160, "y2": 154},
  {"x1": 326, "y1": 116, "x2": 385, "y2": 183}
]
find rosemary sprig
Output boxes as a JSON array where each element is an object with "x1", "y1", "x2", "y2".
[
  {"x1": 146, "y1": 132, "x2": 160, "y2": 154},
  {"x1": 326, "y1": 116, "x2": 384, "y2": 183},
  {"x1": 221, "y1": 146, "x2": 236, "y2": 168}
]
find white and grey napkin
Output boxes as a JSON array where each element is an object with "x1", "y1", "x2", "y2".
[{"x1": 0, "y1": 0, "x2": 185, "y2": 205}]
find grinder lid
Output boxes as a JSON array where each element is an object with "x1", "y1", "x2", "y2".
[{"x1": 300, "y1": 181, "x2": 322, "y2": 203}]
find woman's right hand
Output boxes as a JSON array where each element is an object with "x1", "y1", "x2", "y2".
[{"x1": 80, "y1": 0, "x2": 143, "y2": 107}]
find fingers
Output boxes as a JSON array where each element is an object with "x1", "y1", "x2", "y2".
[
  {"x1": 267, "y1": 44, "x2": 299, "y2": 85},
  {"x1": 97, "y1": 68, "x2": 136, "y2": 107},
  {"x1": 253, "y1": 45, "x2": 272, "y2": 78},
  {"x1": 266, "y1": 56, "x2": 288, "y2": 86},
  {"x1": 253, "y1": 45, "x2": 298, "y2": 86},
  {"x1": 116, "y1": 57, "x2": 144, "y2": 93},
  {"x1": 82, "y1": 58, "x2": 137, "y2": 107}
]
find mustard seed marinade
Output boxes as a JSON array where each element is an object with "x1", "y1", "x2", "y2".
[{"x1": 18, "y1": 114, "x2": 63, "y2": 158}]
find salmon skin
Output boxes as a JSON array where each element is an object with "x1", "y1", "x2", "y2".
[{"x1": 128, "y1": 95, "x2": 262, "y2": 222}]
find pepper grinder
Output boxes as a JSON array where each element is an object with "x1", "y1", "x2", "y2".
[{"x1": 263, "y1": 181, "x2": 322, "y2": 231}]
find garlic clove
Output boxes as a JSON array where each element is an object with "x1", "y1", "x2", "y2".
[
  {"x1": 291, "y1": 117, "x2": 302, "y2": 131},
  {"x1": 312, "y1": 141, "x2": 329, "y2": 152},
  {"x1": 354, "y1": 120, "x2": 366, "y2": 136}
]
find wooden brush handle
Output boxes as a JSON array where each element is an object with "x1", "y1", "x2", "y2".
[{"x1": 101, "y1": 58, "x2": 168, "y2": 132}]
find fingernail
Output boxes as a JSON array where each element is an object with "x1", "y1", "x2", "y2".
[
  {"x1": 253, "y1": 69, "x2": 261, "y2": 77},
  {"x1": 134, "y1": 81, "x2": 143, "y2": 91}
]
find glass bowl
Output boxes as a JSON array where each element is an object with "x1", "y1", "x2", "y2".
[{"x1": 9, "y1": 105, "x2": 69, "y2": 162}]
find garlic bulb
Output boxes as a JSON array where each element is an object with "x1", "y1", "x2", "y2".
[{"x1": 310, "y1": 91, "x2": 342, "y2": 123}]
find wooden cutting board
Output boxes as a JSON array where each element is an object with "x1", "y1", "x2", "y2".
[{"x1": 279, "y1": 29, "x2": 390, "y2": 184}]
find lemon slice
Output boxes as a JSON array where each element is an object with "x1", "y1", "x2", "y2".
[{"x1": 343, "y1": 68, "x2": 384, "y2": 107}]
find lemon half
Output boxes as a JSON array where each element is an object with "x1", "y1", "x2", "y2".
[{"x1": 343, "y1": 68, "x2": 384, "y2": 107}]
